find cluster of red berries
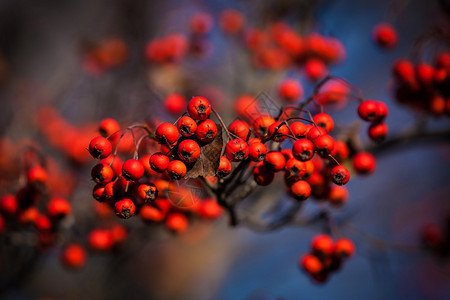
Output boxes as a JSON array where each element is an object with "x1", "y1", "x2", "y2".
[
  {"x1": 392, "y1": 52, "x2": 450, "y2": 116},
  {"x1": 300, "y1": 234, "x2": 355, "y2": 283},
  {"x1": 357, "y1": 99, "x2": 389, "y2": 142}
]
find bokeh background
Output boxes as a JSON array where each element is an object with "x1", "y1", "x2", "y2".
[{"x1": 0, "y1": 0, "x2": 449, "y2": 299}]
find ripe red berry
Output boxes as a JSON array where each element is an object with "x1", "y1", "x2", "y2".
[
  {"x1": 187, "y1": 96, "x2": 211, "y2": 120},
  {"x1": 177, "y1": 116, "x2": 197, "y2": 137},
  {"x1": 248, "y1": 142, "x2": 267, "y2": 162},
  {"x1": 61, "y1": 243, "x2": 87, "y2": 270},
  {"x1": 252, "y1": 115, "x2": 276, "y2": 138},
  {"x1": 228, "y1": 120, "x2": 250, "y2": 140},
  {"x1": 307, "y1": 126, "x2": 326, "y2": 142},
  {"x1": 311, "y1": 234, "x2": 334, "y2": 257},
  {"x1": 178, "y1": 139, "x2": 201, "y2": 163},
  {"x1": 88, "y1": 228, "x2": 114, "y2": 251},
  {"x1": 292, "y1": 138, "x2": 315, "y2": 161},
  {"x1": 333, "y1": 140, "x2": 349, "y2": 162},
  {"x1": 392, "y1": 59, "x2": 416, "y2": 87},
  {"x1": 313, "y1": 113, "x2": 334, "y2": 133},
  {"x1": 368, "y1": 122, "x2": 388, "y2": 142},
  {"x1": 372, "y1": 23, "x2": 398, "y2": 49},
  {"x1": 331, "y1": 165, "x2": 350, "y2": 185},
  {"x1": 0, "y1": 194, "x2": 18, "y2": 216},
  {"x1": 220, "y1": 8, "x2": 244, "y2": 34},
  {"x1": 285, "y1": 158, "x2": 307, "y2": 180},
  {"x1": 166, "y1": 213, "x2": 189, "y2": 232},
  {"x1": 150, "y1": 152, "x2": 170, "y2": 173},
  {"x1": 268, "y1": 121, "x2": 289, "y2": 142},
  {"x1": 217, "y1": 156, "x2": 232, "y2": 177},
  {"x1": 99, "y1": 118, "x2": 120, "y2": 137},
  {"x1": 314, "y1": 134, "x2": 336, "y2": 158},
  {"x1": 91, "y1": 163, "x2": 114, "y2": 184},
  {"x1": 115, "y1": 198, "x2": 136, "y2": 219},
  {"x1": 198, "y1": 199, "x2": 223, "y2": 219},
  {"x1": 290, "y1": 180, "x2": 311, "y2": 201},
  {"x1": 88, "y1": 136, "x2": 112, "y2": 159},
  {"x1": 18, "y1": 207, "x2": 39, "y2": 226},
  {"x1": 27, "y1": 166, "x2": 48, "y2": 186},
  {"x1": 264, "y1": 151, "x2": 286, "y2": 172},
  {"x1": 352, "y1": 152, "x2": 376, "y2": 175},
  {"x1": 290, "y1": 122, "x2": 308, "y2": 138},
  {"x1": 195, "y1": 119, "x2": 217, "y2": 142},
  {"x1": 328, "y1": 186, "x2": 348, "y2": 207},
  {"x1": 281, "y1": 148, "x2": 294, "y2": 161},
  {"x1": 225, "y1": 139, "x2": 249, "y2": 162},
  {"x1": 358, "y1": 100, "x2": 386, "y2": 122},
  {"x1": 35, "y1": 214, "x2": 52, "y2": 231},
  {"x1": 416, "y1": 63, "x2": 435, "y2": 86},
  {"x1": 253, "y1": 162, "x2": 274, "y2": 186},
  {"x1": 47, "y1": 197, "x2": 71, "y2": 219},
  {"x1": 166, "y1": 160, "x2": 187, "y2": 180},
  {"x1": 300, "y1": 254, "x2": 323, "y2": 275},
  {"x1": 156, "y1": 123, "x2": 179, "y2": 145},
  {"x1": 122, "y1": 159, "x2": 145, "y2": 181},
  {"x1": 137, "y1": 183, "x2": 158, "y2": 203},
  {"x1": 190, "y1": 12, "x2": 214, "y2": 35},
  {"x1": 164, "y1": 93, "x2": 187, "y2": 115},
  {"x1": 140, "y1": 203, "x2": 166, "y2": 222},
  {"x1": 334, "y1": 238, "x2": 355, "y2": 259},
  {"x1": 279, "y1": 79, "x2": 303, "y2": 102},
  {"x1": 304, "y1": 58, "x2": 327, "y2": 81}
]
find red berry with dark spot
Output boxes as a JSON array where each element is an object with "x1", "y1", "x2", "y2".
[
  {"x1": 122, "y1": 159, "x2": 145, "y2": 181},
  {"x1": 187, "y1": 96, "x2": 211, "y2": 120},
  {"x1": 225, "y1": 139, "x2": 249, "y2": 162},
  {"x1": 264, "y1": 151, "x2": 286, "y2": 172},
  {"x1": 91, "y1": 163, "x2": 114, "y2": 184},
  {"x1": 156, "y1": 123, "x2": 179, "y2": 145},
  {"x1": 137, "y1": 183, "x2": 158, "y2": 203},
  {"x1": 252, "y1": 115, "x2": 275, "y2": 138},
  {"x1": 217, "y1": 156, "x2": 232, "y2": 177},
  {"x1": 290, "y1": 122, "x2": 308, "y2": 138},
  {"x1": 285, "y1": 158, "x2": 307, "y2": 180},
  {"x1": 88, "y1": 136, "x2": 112, "y2": 159},
  {"x1": 177, "y1": 116, "x2": 197, "y2": 137},
  {"x1": 334, "y1": 238, "x2": 355, "y2": 259},
  {"x1": 290, "y1": 180, "x2": 311, "y2": 201},
  {"x1": 195, "y1": 119, "x2": 218, "y2": 142},
  {"x1": 115, "y1": 198, "x2": 136, "y2": 219},
  {"x1": 178, "y1": 139, "x2": 201, "y2": 163},
  {"x1": 47, "y1": 197, "x2": 71, "y2": 219},
  {"x1": 313, "y1": 113, "x2": 334, "y2": 133},
  {"x1": 292, "y1": 138, "x2": 314, "y2": 161},
  {"x1": 314, "y1": 134, "x2": 336, "y2": 157},
  {"x1": 268, "y1": 121, "x2": 289, "y2": 142},
  {"x1": 331, "y1": 165, "x2": 350, "y2": 185},
  {"x1": 248, "y1": 142, "x2": 267, "y2": 162},
  {"x1": 166, "y1": 160, "x2": 187, "y2": 180},
  {"x1": 99, "y1": 118, "x2": 120, "y2": 138}
]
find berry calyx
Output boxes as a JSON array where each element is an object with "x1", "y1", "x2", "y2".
[
  {"x1": 177, "y1": 116, "x2": 197, "y2": 137},
  {"x1": 331, "y1": 165, "x2": 350, "y2": 185},
  {"x1": 187, "y1": 96, "x2": 211, "y2": 120},
  {"x1": 115, "y1": 198, "x2": 136, "y2": 219}
]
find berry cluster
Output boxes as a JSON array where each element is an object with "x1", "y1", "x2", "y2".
[
  {"x1": 392, "y1": 53, "x2": 450, "y2": 116},
  {"x1": 357, "y1": 99, "x2": 389, "y2": 142},
  {"x1": 300, "y1": 234, "x2": 355, "y2": 283}
]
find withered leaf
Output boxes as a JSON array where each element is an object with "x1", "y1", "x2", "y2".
[{"x1": 184, "y1": 123, "x2": 223, "y2": 179}]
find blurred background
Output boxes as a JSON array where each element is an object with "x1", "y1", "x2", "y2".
[{"x1": 0, "y1": 0, "x2": 449, "y2": 299}]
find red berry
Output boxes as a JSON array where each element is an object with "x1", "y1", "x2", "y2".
[
  {"x1": 331, "y1": 165, "x2": 350, "y2": 185},
  {"x1": 137, "y1": 183, "x2": 158, "y2": 203},
  {"x1": 285, "y1": 158, "x2": 307, "y2": 180},
  {"x1": 122, "y1": 159, "x2": 145, "y2": 181},
  {"x1": 140, "y1": 203, "x2": 166, "y2": 222},
  {"x1": 35, "y1": 214, "x2": 52, "y2": 231},
  {"x1": 290, "y1": 122, "x2": 308, "y2": 138},
  {"x1": 248, "y1": 142, "x2": 267, "y2": 162},
  {"x1": 88, "y1": 228, "x2": 114, "y2": 251},
  {"x1": 328, "y1": 186, "x2": 348, "y2": 207},
  {"x1": 164, "y1": 93, "x2": 187, "y2": 115},
  {"x1": 195, "y1": 119, "x2": 217, "y2": 142},
  {"x1": 166, "y1": 160, "x2": 187, "y2": 180},
  {"x1": 314, "y1": 135, "x2": 336, "y2": 158},
  {"x1": 252, "y1": 115, "x2": 276, "y2": 138},
  {"x1": 190, "y1": 12, "x2": 214, "y2": 35},
  {"x1": 47, "y1": 197, "x2": 71, "y2": 219},
  {"x1": 292, "y1": 138, "x2": 314, "y2": 161},
  {"x1": 156, "y1": 123, "x2": 179, "y2": 145},
  {"x1": 228, "y1": 120, "x2": 250, "y2": 140},
  {"x1": 279, "y1": 79, "x2": 303, "y2": 102},
  {"x1": 281, "y1": 148, "x2": 294, "y2": 161},
  {"x1": 290, "y1": 180, "x2": 311, "y2": 201},
  {"x1": 304, "y1": 58, "x2": 327, "y2": 81},
  {"x1": 306, "y1": 126, "x2": 326, "y2": 142},
  {"x1": 27, "y1": 166, "x2": 48, "y2": 186},
  {"x1": 88, "y1": 136, "x2": 112, "y2": 159},
  {"x1": 177, "y1": 116, "x2": 198, "y2": 137},
  {"x1": 225, "y1": 139, "x2": 249, "y2": 162},
  {"x1": 220, "y1": 9, "x2": 244, "y2": 34},
  {"x1": 268, "y1": 121, "x2": 289, "y2": 142},
  {"x1": 166, "y1": 213, "x2": 188, "y2": 232},
  {"x1": 187, "y1": 96, "x2": 211, "y2": 120},
  {"x1": 352, "y1": 152, "x2": 376, "y2": 175},
  {"x1": 198, "y1": 199, "x2": 223, "y2": 219},
  {"x1": 334, "y1": 238, "x2": 355, "y2": 258},
  {"x1": 217, "y1": 156, "x2": 232, "y2": 177},
  {"x1": 358, "y1": 100, "x2": 379, "y2": 122},
  {"x1": 150, "y1": 152, "x2": 170, "y2": 173},
  {"x1": 392, "y1": 59, "x2": 416, "y2": 87},
  {"x1": 99, "y1": 118, "x2": 120, "y2": 137},
  {"x1": 18, "y1": 207, "x2": 39, "y2": 226},
  {"x1": 416, "y1": 63, "x2": 435, "y2": 86},
  {"x1": 91, "y1": 163, "x2": 114, "y2": 184},
  {"x1": 253, "y1": 162, "x2": 274, "y2": 186},
  {"x1": 264, "y1": 151, "x2": 286, "y2": 172},
  {"x1": 61, "y1": 244, "x2": 87, "y2": 270},
  {"x1": 115, "y1": 198, "x2": 136, "y2": 219},
  {"x1": 0, "y1": 194, "x2": 18, "y2": 216},
  {"x1": 311, "y1": 234, "x2": 334, "y2": 257},
  {"x1": 372, "y1": 23, "x2": 397, "y2": 49},
  {"x1": 178, "y1": 139, "x2": 201, "y2": 163},
  {"x1": 300, "y1": 254, "x2": 323, "y2": 275},
  {"x1": 313, "y1": 113, "x2": 334, "y2": 133},
  {"x1": 368, "y1": 122, "x2": 388, "y2": 142},
  {"x1": 101, "y1": 155, "x2": 123, "y2": 177}
]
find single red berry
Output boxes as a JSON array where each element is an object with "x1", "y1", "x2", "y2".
[
  {"x1": 430, "y1": 95, "x2": 446, "y2": 116},
  {"x1": 247, "y1": 137, "x2": 261, "y2": 144},
  {"x1": 285, "y1": 158, "x2": 307, "y2": 180},
  {"x1": 253, "y1": 162, "x2": 274, "y2": 186},
  {"x1": 300, "y1": 254, "x2": 323, "y2": 275},
  {"x1": 0, "y1": 194, "x2": 18, "y2": 216},
  {"x1": 27, "y1": 166, "x2": 48, "y2": 186},
  {"x1": 91, "y1": 163, "x2": 114, "y2": 184},
  {"x1": 311, "y1": 234, "x2": 334, "y2": 257},
  {"x1": 331, "y1": 165, "x2": 350, "y2": 185},
  {"x1": 314, "y1": 134, "x2": 336, "y2": 158},
  {"x1": 392, "y1": 59, "x2": 416, "y2": 87},
  {"x1": 61, "y1": 243, "x2": 87, "y2": 270},
  {"x1": 190, "y1": 12, "x2": 214, "y2": 35},
  {"x1": 35, "y1": 214, "x2": 52, "y2": 231},
  {"x1": 156, "y1": 123, "x2": 179, "y2": 145},
  {"x1": 372, "y1": 23, "x2": 398, "y2": 49},
  {"x1": 140, "y1": 202, "x2": 166, "y2": 222},
  {"x1": 228, "y1": 120, "x2": 250, "y2": 140},
  {"x1": 328, "y1": 186, "x2": 348, "y2": 207},
  {"x1": 220, "y1": 8, "x2": 244, "y2": 34},
  {"x1": 313, "y1": 113, "x2": 334, "y2": 133},
  {"x1": 137, "y1": 183, "x2": 158, "y2": 203},
  {"x1": 217, "y1": 156, "x2": 232, "y2": 177},
  {"x1": 252, "y1": 115, "x2": 276, "y2": 138},
  {"x1": 368, "y1": 122, "x2": 388, "y2": 142},
  {"x1": 166, "y1": 213, "x2": 189, "y2": 232},
  {"x1": 198, "y1": 199, "x2": 223, "y2": 219},
  {"x1": 178, "y1": 139, "x2": 201, "y2": 163},
  {"x1": 99, "y1": 118, "x2": 120, "y2": 138},
  {"x1": 290, "y1": 122, "x2": 308, "y2": 138},
  {"x1": 166, "y1": 160, "x2": 187, "y2": 180},
  {"x1": 187, "y1": 96, "x2": 211, "y2": 120},
  {"x1": 304, "y1": 58, "x2": 327, "y2": 81},
  {"x1": 375, "y1": 101, "x2": 389, "y2": 120},
  {"x1": 281, "y1": 148, "x2": 294, "y2": 161},
  {"x1": 279, "y1": 79, "x2": 303, "y2": 102},
  {"x1": 290, "y1": 180, "x2": 311, "y2": 201},
  {"x1": 18, "y1": 207, "x2": 39, "y2": 226},
  {"x1": 225, "y1": 139, "x2": 249, "y2": 162},
  {"x1": 164, "y1": 93, "x2": 187, "y2": 115},
  {"x1": 306, "y1": 126, "x2": 326, "y2": 142},
  {"x1": 333, "y1": 140, "x2": 349, "y2": 162},
  {"x1": 88, "y1": 136, "x2": 112, "y2": 159},
  {"x1": 88, "y1": 228, "x2": 114, "y2": 251},
  {"x1": 352, "y1": 152, "x2": 376, "y2": 175},
  {"x1": 177, "y1": 116, "x2": 198, "y2": 137},
  {"x1": 115, "y1": 198, "x2": 136, "y2": 219},
  {"x1": 47, "y1": 197, "x2": 71, "y2": 219},
  {"x1": 292, "y1": 138, "x2": 315, "y2": 161},
  {"x1": 195, "y1": 119, "x2": 217, "y2": 142},
  {"x1": 416, "y1": 63, "x2": 435, "y2": 86},
  {"x1": 268, "y1": 121, "x2": 289, "y2": 142},
  {"x1": 110, "y1": 224, "x2": 127, "y2": 245},
  {"x1": 122, "y1": 159, "x2": 145, "y2": 181},
  {"x1": 248, "y1": 142, "x2": 267, "y2": 162},
  {"x1": 334, "y1": 238, "x2": 355, "y2": 259},
  {"x1": 150, "y1": 152, "x2": 170, "y2": 173},
  {"x1": 264, "y1": 151, "x2": 286, "y2": 172}
]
